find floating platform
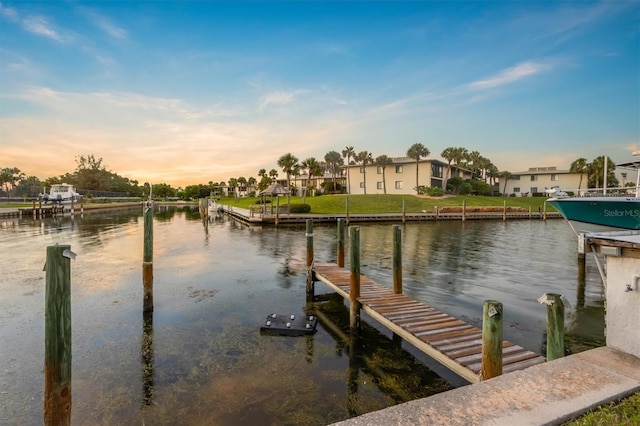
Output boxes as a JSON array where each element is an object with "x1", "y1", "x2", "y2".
[{"x1": 260, "y1": 313, "x2": 318, "y2": 336}]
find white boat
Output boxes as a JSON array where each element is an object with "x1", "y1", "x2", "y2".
[
  {"x1": 41, "y1": 183, "x2": 82, "y2": 204},
  {"x1": 547, "y1": 159, "x2": 640, "y2": 235}
]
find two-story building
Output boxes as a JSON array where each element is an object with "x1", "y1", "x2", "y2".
[
  {"x1": 502, "y1": 167, "x2": 583, "y2": 197},
  {"x1": 345, "y1": 157, "x2": 473, "y2": 195}
]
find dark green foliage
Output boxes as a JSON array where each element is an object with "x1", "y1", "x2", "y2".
[{"x1": 289, "y1": 203, "x2": 311, "y2": 213}]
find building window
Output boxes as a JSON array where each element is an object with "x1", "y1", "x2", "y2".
[
  {"x1": 531, "y1": 187, "x2": 538, "y2": 194},
  {"x1": 551, "y1": 174, "x2": 558, "y2": 181},
  {"x1": 531, "y1": 175, "x2": 538, "y2": 181},
  {"x1": 512, "y1": 175, "x2": 520, "y2": 180},
  {"x1": 377, "y1": 166, "x2": 383, "y2": 174},
  {"x1": 360, "y1": 182, "x2": 365, "y2": 188},
  {"x1": 431, "y1": 163, "x2": 443, "y2": 178},
  {"x1": 395, "y1": 181, "x2": 403, "y2": 189},
  {"x1": 514, "y1": 187, "x2": 520, "y2": 193},
  {"x1": 377, "y1": 182, "x2": 384, "y2": 190},
  {"x1": 395, "y1": 165, "x2": 403, "y2": 173}
]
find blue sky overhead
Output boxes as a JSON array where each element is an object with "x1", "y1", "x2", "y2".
[{"x1": 1, "y1": 1, "x2": 638, "y2": 187}]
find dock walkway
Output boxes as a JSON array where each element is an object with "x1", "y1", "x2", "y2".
[{"x1": 312, "y1": 262, "x2": 546, "y2": 384}]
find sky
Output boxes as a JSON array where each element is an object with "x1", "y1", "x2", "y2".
[{"x1": 1, "y1": 1, "x2": 639, "y2": 188}]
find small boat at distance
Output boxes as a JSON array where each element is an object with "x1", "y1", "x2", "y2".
[
  {"x1": 40, "y1": 183, "x2": 82, "y2": 204},
  {"x1": 547, "y1": 159, "x2": 640, "y2": 235}
]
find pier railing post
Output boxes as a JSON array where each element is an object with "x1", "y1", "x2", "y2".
[
  {"x1": 44, "y1": 244, "x2": 73, "y2": 425},
  {"x1": 349, "y1": 226, "x2": 361, "y2": 331},
  {"x1": 306, "y1": 219, "x2": 314, "y2": 294},
  {"x1": 544, "y1": 293, "x2": 565, "y2": 361},
  {"x1": 143, "y1": 201, "x2": 154, "y2": 313},
  {"x1": 337, "y1": 218, "x2": 345, "y2": 268},
  {"x1": 481, "y1": 300, "x2": 503, "y2": 380},
  {"x1": 393, "y1": 225, "x2": 402, "y2": 294}
]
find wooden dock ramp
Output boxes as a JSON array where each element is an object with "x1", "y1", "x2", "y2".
[{"x1": 313, "y1": 262, "x2": 546, "y2": 383}]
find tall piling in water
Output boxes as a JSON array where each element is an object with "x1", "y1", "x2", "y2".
[
  {"x1": 544, "y1": 293, "x2": 565, "y2": 361},
  {"x1": 337, "y1": 218, "x2": 345, "y2": 268},
  {"x1": 306, "y1": 219, "x2": 314, "y2": 294},
  {"x1": 393, "y1": 224, "x2": 402, "y2": 294},
  {"x1": 349, "y1": 226, "x2": 361, "y2": 331},
  {"x1": 481, "y1": 300, "x2": 503, "y2": 380},
  {"x1": 143, "y1": 200, "x2": 154, "y2": 312},
  {"x1": 44, "y1": 244, "x2": 73, "y2": 425}
]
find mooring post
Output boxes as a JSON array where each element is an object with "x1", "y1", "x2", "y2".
[
  {"x1": 275, "y1": 196, "x2": 280, "y2": 226},
  {"x1": 393, "y1": 224, "x2": 402, "y2": 294},
  {"x1": 143, "y1": 201, "x2": 154, "y2": 313},
  {"x1": 543, "y1": 200, "x2": 547, "y2": 220},
  {"x1": 306, "y1": 219, "x2": 314, "y2": 294},
  {"x1": 345, "y1": 197, "x2": 350, "y2": 225},
  {"x1": 44, "y1": 244, "x2": 73, "y2": 425},
  {"x1": 481, "y1": 300, "x2": 503, "y2": 380},
  {"x1": 349, "y1": 226, "x2": 361, "y2": 331},
  {"x1": 545, "y1": 293, "x2": 565, "y2": 361},
  {"x1": 402, "y1": 198, "x2": 406, "y2": 223},
  {"x1": 462, "y1": 200, "x2": 466, "y2": 221},
  {"x1": 435, "y1": 205, "x2": 438, "y2": 220},
  {"x1": 337, "y1": 218, "x2": 345, "y2": 268},
  {"x1": 502, "y1": 200, "x2": 506, "y2": 221}
]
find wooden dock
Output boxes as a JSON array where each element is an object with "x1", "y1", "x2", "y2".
[{"x1": 312, "y1": 262, "x2": 546, "y2": 383}]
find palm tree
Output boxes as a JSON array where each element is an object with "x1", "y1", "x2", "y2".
[
  {"x1": 375, "y1": 155, "x2": 393, "y2": 194},
  {"x1": 406, "y1": 143, "x2": 429, "y2": 194},
  {"x1": 356, "y1": 150, "x2": 373, "y2": 195},
  {"x1": 342, "y1": 146, "x2": 355, "y2": 194},
  {"x1": 269, "y1": 169, "x2": 278, "y2": 179},
  {"x1": 277, "y1": 152, "x2": 299, "y2": 203},
  {"x1": 301, "y1": 157, "x2": 323, "y2": 193},
  {"x1": 570, "y1": 158, "x2": 588, "y2": 190},
  {"x1": 467, "y1": 150, "x2": 482, "y2": 179},
  {"x1": 228, "y1": 177, "x2": 238, "y2": 197},
  {"x1": 237, "y1": 176, "x2": 248, "y2": 196},
  {"x1": 500, "y1": 171, "x2": 513, "y2": 195},
  {"x1": 324, "y1": 150, "x2": 344, "y2": 193},
  {"x1": 451, "y1": 147, "x2": 468, "y2": 177},
  {"x1": 440, "y1": 147, "x2": 456, "y2": 190}
]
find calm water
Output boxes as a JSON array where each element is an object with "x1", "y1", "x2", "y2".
[{"x1": 0, "y1": 206, "x2": 604, "y2": 425}]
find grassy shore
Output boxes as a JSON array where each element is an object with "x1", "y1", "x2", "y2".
[
  {"x1": 222, "y1": 193, "x2": 555, "y2": 214},
  {"x1": 565, "y1": 392, "x2": 640, "y2": 425}
]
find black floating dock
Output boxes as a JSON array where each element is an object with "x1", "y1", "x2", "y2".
[{"x1": 260, "y1": 313, "x2": 317, "y2": 336}]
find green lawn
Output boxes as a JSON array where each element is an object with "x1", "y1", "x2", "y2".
[{"x1": 222, "y1": 194, "x2": 554, "y2": 214}]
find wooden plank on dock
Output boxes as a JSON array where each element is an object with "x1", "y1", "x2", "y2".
[{"x1": 313, "y1": 262, "x2": 546, "y2": 383}]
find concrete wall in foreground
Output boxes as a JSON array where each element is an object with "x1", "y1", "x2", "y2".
[{"x1": 605, "y1": 255, "x2": 640, "y2": 357}]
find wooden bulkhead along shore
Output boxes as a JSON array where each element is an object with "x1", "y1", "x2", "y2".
[
  {"x1": 303, "y1": 220, "x2": 548, "y2": 384},
  {"x1": 312, "y1": 262, "x2": 546, "y2": 383}
]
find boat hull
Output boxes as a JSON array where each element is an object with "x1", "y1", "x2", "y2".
[{"x1": 547, "y1": 197, "x2": 640, "y2": 235}]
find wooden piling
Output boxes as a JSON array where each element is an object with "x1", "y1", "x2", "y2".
[
  {"x1": 44, "y1": 244, "x2": 72, "y2": 425},
  {"x1": 143, "y1": 202, "x2": 154, "y2": 313},
  {"x1": 462, "y1": 200, "x2": 466, "y2": 221},
  {"x1": 481, "y1": 300, "x2": 503, "y2": 380},
  {"x1": 402, "y1": 198, "x2": 406, "y2": 223},
  {"x1": 502, "y1": 200, "x2": 506, "y2": 221},
  {"x1": 435, "y1": 205, "x2": 439, "y2": 220},
  {"x1": 349, "y1": 226, "x2": 360, "y2": 331},
  {"x1": 545, "y1": 293, "x2": 565, "y2": 361},
  {"x1": 275, "y1": 196, "x2": 280, "y2": 226},
  {"x1": 393, "y1": 224, "x2": 402, "y2": 294},
  {"x1": 345, "y1": 197, "x2": 350, "y2": 225},
  {"x1": 337, "y1": 218, "x2": 345, "y2": 268},
  {"x1": 142, "y1": 310, "x2": 154, "y2": 405},
  {"x1": 306, "y1": 219, "x2": 314, "y2": 294},
  {"x1": 543, "y1": 201, "x2": 547, "y2": 220}
]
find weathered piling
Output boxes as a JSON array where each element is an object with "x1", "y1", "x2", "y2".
[
  {"x1": 141, "y1": 310, "x2": 154, "y2": 405},
  {"x1": 544, "y1": 293, "x2": 565, "y2": 361},
  {"x1": 337, "y1": 218, "x2": 345, "y2": 268},
  {"x1": 143, "y1": 201, "x2": 154, "y2": 312},
  {"x1": 392, "y1": 224, "x2": 402, "y2": 294},
  {"x1": 349, "y1": 226, "x2": 361, "y2": 331},
  {"x1": 502, "y1": 200, "x2": 507, "y2": 221},
  {"x1": 402, "y1": 198, "x2": 406, "y2": 223},
  {"x1": 306, "y1": 219, "x2": 314, "y2": 294},
  {"x1": 462, "y1": 200, "x2": 467, "y2": 221},
  {"x1": 481, "y1": 300, "x2": 503, "y2": 380},
  {"x1": 345, "y1": 197, "x2": 350, "y2": 225},
  {"x1": 44, "y1": 244, "x2": 73, "y2": 425}
]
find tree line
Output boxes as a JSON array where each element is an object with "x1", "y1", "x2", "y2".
[{"x1": 1, "y1": 149, "x2": 625, "y2": 200}]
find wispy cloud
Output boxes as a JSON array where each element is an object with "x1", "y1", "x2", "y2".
[
  {"x1": 22, "y1": 15, "x2": 63, "y2": 42},
  {"x1": 469, "y1": 62, "x2": 549, "y2": 90},
  {"x1": 258, "y1": 90, "x2": 307, "y2": 112},
  {"x1": 80, "y1": 8, "x2": 128, "y2": 40},
  {"x1": 0, "y1": 2, "x2": 18, "y2": 22}
]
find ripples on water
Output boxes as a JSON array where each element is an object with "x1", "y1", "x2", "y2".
[{"x1": 0, "y1": 206, "x2": 604, "y2": 425}]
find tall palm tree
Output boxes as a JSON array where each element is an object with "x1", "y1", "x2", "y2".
[
  {"x1": 324, "y1": 150, "x2": 343, "y2": 193},
  {"x1": 406, "y1": 143, "x2": 429, "y2": 194},
  {"x1": 277, "y1": 152, "x2": 299, "y2": 203},
  {"x1": 467, "y1": 150, "x2": 482, "y2": 179},
  {"x1": 500, "y1": 171, "x2": 512, "y2": 195},
  {"x1": 570, "y1": 158, "x2": 588, "y2": 190},
  {"x1": 356, "y1": 150, "x2": 373, "y2": 195},
  {"x1": 451, "y1": 147, "x2": 468, "y2": 177},
  {"x1": 440, "y1": 147, "x2": 456, "y2": 190},
  {"x1": 375, "y1": 155, "x2": 393, "y2": 194},
  {"x1": 302, "y1": 157, "x2": 323, "y2": 192},
  {"x1": 342, "y1": 146, "x2": 355, "y2": 194}
]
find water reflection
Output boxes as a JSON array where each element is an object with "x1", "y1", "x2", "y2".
[{"x1": 0, "y1": 206, "x2": 605, "y2": 425}]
